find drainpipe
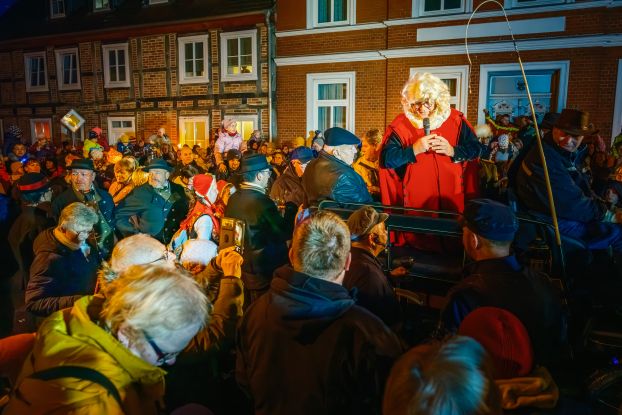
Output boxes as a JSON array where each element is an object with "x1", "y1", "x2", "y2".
[{"x1": 266, "y1": 8, "x2": 275, "y2": 142}]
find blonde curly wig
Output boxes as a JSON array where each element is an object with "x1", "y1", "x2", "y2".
[{"x1": 401, "y1": 72, "x2": 452, "y2": 130}]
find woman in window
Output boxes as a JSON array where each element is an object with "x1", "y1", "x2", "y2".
[{"x1": 379, "y1": 72, "x2": 483, "y2": 251}]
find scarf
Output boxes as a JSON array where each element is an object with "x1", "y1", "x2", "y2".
[{"x1": 178, "y1": 199, "x2": 220, "y2": 239}]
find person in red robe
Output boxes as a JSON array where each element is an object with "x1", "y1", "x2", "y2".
[{"x1": 379, "y1": 72, "x2": 483, "y2": 250}]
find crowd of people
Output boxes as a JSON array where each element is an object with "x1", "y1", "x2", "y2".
[{"x1": 0, "y1": 71, "x2": 616, "y2": 414}]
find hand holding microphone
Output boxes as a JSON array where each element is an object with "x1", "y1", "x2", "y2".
[{"x1": 412, "y1": 117, "x2": 436, "y2": 156}]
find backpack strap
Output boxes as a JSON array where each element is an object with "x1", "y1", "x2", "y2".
[{"x1": 29, "y1": 365, "x2": 123, "y2": 409}]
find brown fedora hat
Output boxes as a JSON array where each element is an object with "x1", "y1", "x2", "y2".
[{"x1": 554, "y1": 108, "x2": 598, "y2": 136}]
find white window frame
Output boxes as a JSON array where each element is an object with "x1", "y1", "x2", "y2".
[
  {"x1": 93, "y1": 0, "x2": 110, "y2": 11},
  {"x1": 306, "y1": 71, "x2": 356, "y2": 134},
  {"x1": 102, "y1": 43, "x2": 130, "y2": 88},
  {"x1": 55, "y1": 48, "x2": 81, "y2": 91},
  {"x1": 477, "y1": 61, "x2": 569, "y2": 125},
  {"x1": 178, "y1": 35, "x2": 210, "y2": 85},
  {"x1": 220, "y1": 30, "x2": 258, "y2": 82},
  {"x1": 24, "y1": 52, "x2": 48, "y2": 92},
  {"x1": 30, "y1": 118, "x2": 52, "y2": 143},
  {"x1": 505, "y1": 0, "x2": 572, "y2": 9},
  {"x1": 179, "y1": 116, "x2": 210, "y2": 147},
  {"x1": 50, "y1": 0, "x2": 65, "y2": 18},
  {"x1": 409, "y1": 65, "x2": 469, "y2": 117},
  {"x1": 107, "y1": 116, "x2": 135, "y2": 145},
  {"x1": 234, "y1": 115, "x2": 259, "y2": 141},
  {"x1": 307, "y1": 0, "x2": 356, "y2": 29},
  {"x1": 612, "y1": 59, "x2": 622, "y2": 143},
  {"x1": 413, "y1": 0, "x2": 471, "y2": 17}
]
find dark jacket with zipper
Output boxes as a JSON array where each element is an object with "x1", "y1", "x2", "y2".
[{"x1": 236, "y1": 265, "x2": 402, "y2": 415}]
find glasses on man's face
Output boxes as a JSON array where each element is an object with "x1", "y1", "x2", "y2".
[
  {"x1": 147, "y1": 250, "x2": 173, "y2": 265},
  {"x1": 411, "y1": 101, "x2": 435, "y2": 110},
  {"x1": 143, "y1": 331, "x2": 179, "y2": 365}
]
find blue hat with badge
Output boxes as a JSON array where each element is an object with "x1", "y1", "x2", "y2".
[
  {"x1": 323, "y1": 127, "x2": 361, "y2": 147},
  {"x1": 460, "y1": 199, "x2": 518, "y2": 242}
]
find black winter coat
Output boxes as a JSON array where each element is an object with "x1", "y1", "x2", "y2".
[
  {"x1": 26, "y1": 228, "x2": 100, "y2": 317},
  {"x1": 236, "y1": 266, "x2": 402, "y2": 415},
  {"x1": 515, "y1": 134, "x2": 605, "y2": 223},
  {"x1": 441, "y1": 255, "x2": 563, "y2": 366},
  {"x1": 302, "y1": 151, "x2": 373, "y2": 206},
  {"x1": 224, "y1": 186, "x2": 295, "y2": 291},
  {"x1": 115, "y1": 182, "x2": 189, "y2": 244}
]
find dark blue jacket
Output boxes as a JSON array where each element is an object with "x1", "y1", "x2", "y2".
[
  {"x1": 515, "y1": 134, "x2": 605, "y2": 223},
  {"x1": 115, "y1": 182, "x2": 189, "y2": 244},
  {"x1": 302, "y1": 151, "x2": 373, "y2": 206},
  {"x1": 26, "y1": 228, "x2": 100, "y2": 317}
]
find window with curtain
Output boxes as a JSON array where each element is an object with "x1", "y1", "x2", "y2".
[
  {"x1": 220, "y1": 30, "x2": 257, "y2": 81},
  {"x1": 30, "y1": 119, "x2": 52, "y2": 142},
  {"x1": 50, "y1": 0, "x2": 65, "y2": 17},
  {"x1": 178, "y1": 35, "x2": 209, "y2": 84},
  {"x1": 56, "y1": 48, "x2": 80, "y2": 90},
  {"x1": 307, "y1": 72, "x2": 355, "y2": 133},
  {"x1": 24, "y1": 52, "x2": 48, "y2": 92},
  {"x1": 179, "y1": 117, "x2": 209, "y2": 148},
  {"x1": 317, "y1": 0, "x2": 349, "y2": 24},
  {"x1": 102, "y1": 44, "x2": 130, "y2": 88}
]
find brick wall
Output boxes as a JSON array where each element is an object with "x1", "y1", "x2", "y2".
[{"x1": 0, "y1": 22, "x2": 270, "y2": 144}]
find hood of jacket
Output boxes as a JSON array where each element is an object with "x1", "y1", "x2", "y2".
[{"x1": 270, "y1": 265, "x2": 355, "y2": 323}]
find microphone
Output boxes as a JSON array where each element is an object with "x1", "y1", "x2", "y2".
[{"x1": 423, "y1": 118, "x2": 431, "y2": 136}]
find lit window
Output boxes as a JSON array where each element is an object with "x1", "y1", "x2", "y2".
[
  {"x1": 30, "y1": 119, "x2": 52, "y2": 143},
  {"x1": 178, "y1": 35, "x2": 209, "y2": 84},
  {"x1": 102, "y1": 43, "x2": 130, "y2": 88},
  {"x1": 24, "y1": 52, "x2": 48, "y2": 92},
  {"x1": 179, "y1": 117, "x2": 209, "y2": 148},
  {"x1": 94, "y1": 0, "x2": 110, "y2": 11},
  {"x1": 409, "y1": 66, "x2": 468, "y2": 115},
  {"x1": 55, "y1": 48, "x2": 80, "y2": 90},
  {"x1": 50, "y1": 0, "x2": 65, "y2": 18},
  {"x1": 235, "y1": 116, "x2": 258, "y2": 140},
  {"x1": 220, "y1": 30, "x2": 258, "y2": 82},
  {"x1": 307, "y1": 72, "x2": 355, "y2": 133},
  {"x1": 107, "y1": 117, "x2": 135, "y2": 145}
]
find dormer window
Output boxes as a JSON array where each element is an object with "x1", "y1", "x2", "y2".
[
  {"x1": 94, "y1": 0, "x2": 110, "y2": 11},
  {"x1": 50, "y1": 0, "x2": 65, "y2": 18}
]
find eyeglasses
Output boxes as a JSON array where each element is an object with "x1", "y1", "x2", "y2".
[
  {"x1": 143, "y1": 331, "x2": 179, "y2": 365},
  {"x1": 147, "y1": 250, "x2": 173, "y2": 265},
  {"x1": 410, "y1": 101, "x2": 435, "y2": 110}
]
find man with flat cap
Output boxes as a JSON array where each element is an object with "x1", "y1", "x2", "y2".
[
  {"x1": 225, "y1": 154, "x2": 296, "y2": 303},
  {"x1": 302, "y1": 127, "x2": 373, "y2": 206},
  {"x1": 515, "y1": 108, "x2": 622, "y2": 256},
  {"x1": 51, "y1": 158, "x2": 114, "y2": 257},
  {"x1": 115, "y1": 158, "x2": 188, "y2": 244},
  {"x1": 344, "y1": 206, "x2": 401, "y2": 328},
  {"x1": 441, "y1": 198, "x2": 563, "y2": 366}
]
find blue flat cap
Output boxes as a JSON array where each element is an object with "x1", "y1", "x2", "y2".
[
  {"x1": 460, "y1": 199, "x2": 518, "y2": 241},
  {"x1": 324, "y1": 127, "x2": 360, "y2": 146},
  {"x1": 289, "y1": 146, "x2": 314, "y2": 163}
]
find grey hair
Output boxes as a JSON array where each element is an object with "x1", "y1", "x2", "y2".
[{"x1": 58, "y1": 202, "x2": 98, "y2": 232}]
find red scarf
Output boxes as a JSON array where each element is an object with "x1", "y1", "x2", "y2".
[{"x1": 178, "y1": 200, "x2": 220, "y2": 239}]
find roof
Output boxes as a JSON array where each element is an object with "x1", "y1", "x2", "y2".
[{"x1": 0, "y1": 0, "x2": 273, "y2": 42}]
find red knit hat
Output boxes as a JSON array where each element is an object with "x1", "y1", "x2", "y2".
[
  {"x1": 189, "y1": 174, "x2": 215, "y2": 198},
  {"x1": 458, "y1": 307, "x2": 534, "y2": 379}
]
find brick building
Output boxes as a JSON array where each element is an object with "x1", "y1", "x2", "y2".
[
  {"x1": 0, "y1": 0, "x2": 274, "y2": 148},
  {"x1": 274, "y1": 0, "x2": 622, "y2": 142}
]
